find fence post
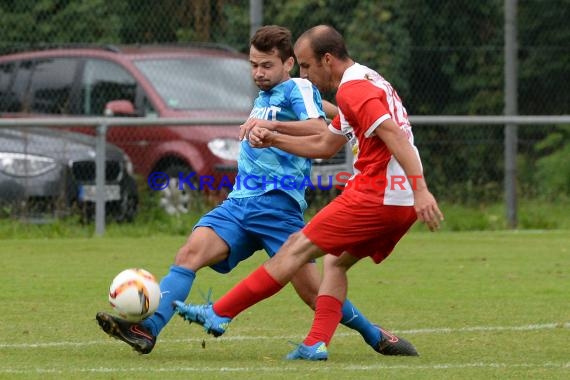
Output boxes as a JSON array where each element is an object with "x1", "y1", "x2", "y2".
[
  {"x1": 95, "y1": 123, "x2": 107, "y2": 236},
  {"x1": 249, "y1": 0, "x2": 263, "y2": 37},
  {"x1": 504, "y1": 0, "x2": 518, "y2": 228}
]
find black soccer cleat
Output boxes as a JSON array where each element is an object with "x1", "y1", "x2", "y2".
[
  {"x1": 96, "y1": 312, "x2": 156, "y2": 354},
  {"x1": 374, "y1": 326, "x2": 419, "y2": 356}
]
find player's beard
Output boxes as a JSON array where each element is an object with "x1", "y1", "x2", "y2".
[{"x1": 255, "y1": 79, "x2": 273, "y2": 91}]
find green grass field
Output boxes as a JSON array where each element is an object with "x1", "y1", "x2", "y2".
[{"x1": 1, "y1": 231, "x2": 569, "y2": 379}]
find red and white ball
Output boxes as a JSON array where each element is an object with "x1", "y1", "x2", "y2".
[{"x1": 108, "y1": 268, "x2": 161, "y2": 322}]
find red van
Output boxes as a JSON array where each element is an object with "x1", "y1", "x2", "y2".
[{"x1": 0, "y1": 44, "x2": 256, "y2": 214}]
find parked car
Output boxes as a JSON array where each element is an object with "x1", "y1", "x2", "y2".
[
  {"x1": 0, "y1": 127, "x2": 138, "y2": 222},
  {"x1": 0, "y1": 44, "x2": 349, "y2": 214}
]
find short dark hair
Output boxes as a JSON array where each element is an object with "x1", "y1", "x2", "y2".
[
  {"x1": 298, "y1": 25, "x2": 350, "y2": 61},
  {"x1": 250, "y1": 25, "x2": 294, "y2": 62}
]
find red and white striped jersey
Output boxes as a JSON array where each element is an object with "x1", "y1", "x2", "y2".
[{"x1": 329, "y1": 63, "x2": 420, "y2": 205}]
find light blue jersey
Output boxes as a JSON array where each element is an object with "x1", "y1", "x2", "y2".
[{"x1": 229, "y1": 78, "x2": 326, "y2": 211}]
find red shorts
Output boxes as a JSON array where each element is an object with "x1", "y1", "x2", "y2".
[{"x1": 303, "y1": 189, "x2": 417, "y2": 264}]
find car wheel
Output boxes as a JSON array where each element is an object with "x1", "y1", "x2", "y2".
[
  {"x1": 159, "y1": 165, "x2": 196, "y2": 215},
  {"x1": 79, "y1": 202, "x2": 95, "y2": 224},
  {"x1": 113, "y1": 195, "x2": 137, "y2": 223},
  {"x1": 111, "y1": 180, "x2": 139, "y2": 223}
]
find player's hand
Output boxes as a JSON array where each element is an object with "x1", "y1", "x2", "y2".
[
  {"x1": 248, "y1": 126, "x2": 274, "y2": 148},
  {"x1": 413, "y1": 189, "x2": 444, "y2": 231},
  {"x1": 239, "y1": 118, "x2": 276, "y2": 140}
]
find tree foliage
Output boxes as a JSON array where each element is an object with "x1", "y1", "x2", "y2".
[{"x1": 0, "y1": 0, "x2": 124, "y2": 48}]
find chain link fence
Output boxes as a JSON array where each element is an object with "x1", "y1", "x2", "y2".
[{"x1": 0, "y1": 0, "x2": 568, "y2": 228}]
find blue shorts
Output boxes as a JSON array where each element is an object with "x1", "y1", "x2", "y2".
[{"x1": 195, "y1": 191, "x2": 305, "y2": 274}]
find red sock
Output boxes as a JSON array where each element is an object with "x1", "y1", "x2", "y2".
[
  {"x1": 213, "y1": 265, "x2": 283, "y2": 318},
  {"x1": 304, "y1": 295, "x2": 343, "y2": 346}
]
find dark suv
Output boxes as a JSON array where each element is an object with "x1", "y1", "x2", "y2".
[
  {"x1": 0, "y1": 127, "x2": 138, "y2": 222},
  {"x1": 0, "y1": 44, "x2": 349, "y2": 214}
]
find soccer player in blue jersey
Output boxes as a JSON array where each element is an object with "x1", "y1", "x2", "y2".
[{"x1": 96, "y1": 25, "x2": 416, "y2": 357}]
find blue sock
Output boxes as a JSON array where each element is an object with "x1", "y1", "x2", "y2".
[
  {"x1": 142, "y1": 265, "x2": 196, "y2": 337},
  {"x1": 340, "y1": 299, "x2": 381, "y2": 348}
]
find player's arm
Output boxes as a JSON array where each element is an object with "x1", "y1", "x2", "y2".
[
  {"x1": 375, "y1": 118, "x2": 444, "y2": 231},
  {"x1": 249, "y1": 125, "x2": 345, "y2": 159},
  {"x1": 273, "y1": 117, "x2": 327, "y2": 135},
  {"x1": 239, "y1": 117, "x2": 326, "y2": 140},
  {"x1": 322, "y1": 100, "x2": 339, "y2": 119}
]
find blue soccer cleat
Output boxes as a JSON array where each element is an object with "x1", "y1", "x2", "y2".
[
  {"x1": 286, "y1": 341, "x2": 328, "y2": 361},
  {"x1": 173, "y1": 301, "x2": 231, "y2": 337}
]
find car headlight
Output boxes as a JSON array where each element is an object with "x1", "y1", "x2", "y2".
[
  {"x1": 124, "y1": 155, "x2": 134, "y2": 176},
  {"x1": 207, "y1": 138, "x2": 241, "y2": 161},
  {"x1": 0, "y1": 152, "x2": 57, "y2": 177}
]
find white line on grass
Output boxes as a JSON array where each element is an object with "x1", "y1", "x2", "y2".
[
  {"x1": 0, "y1": 362, "x2": 568, "y2": 375},
  {"x1": 0, "y1": 322, "x2": 568, "y2": 349}
]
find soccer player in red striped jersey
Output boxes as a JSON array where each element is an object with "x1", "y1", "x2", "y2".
[{"x1": 175, "y1": 25, "x2": 443, "y2": 361}]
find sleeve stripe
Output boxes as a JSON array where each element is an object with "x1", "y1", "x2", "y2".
[
  {"x1": 328, "y1": 123, "x2": 344, "y2": 135},
  {"x1": 365, "y1": 114, "x2": 391, "y2": 137},
  {"x1": 291, "y1": 78, "x2": 322, "y2": 119}
]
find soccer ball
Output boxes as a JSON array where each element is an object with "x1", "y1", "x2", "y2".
[{"x1": 108, "y1": 268, "x2": 161, "y2": 322}]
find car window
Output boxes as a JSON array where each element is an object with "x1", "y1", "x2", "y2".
[
  {"x1": 27, "y1": 58, "x2": 78, "y2": 114},
  {"x1": 4, "y1": 60, "x2": 34, "y2": 113},
  {"x1": 134, "y1": 57, "x2": 256, "y2": 112},
  {"x1": 80, "y1": 59, "x2": 137, "y2": 115},
  {"x1": 0, "y1": 62, "x2": 18, "y2": 112}
]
